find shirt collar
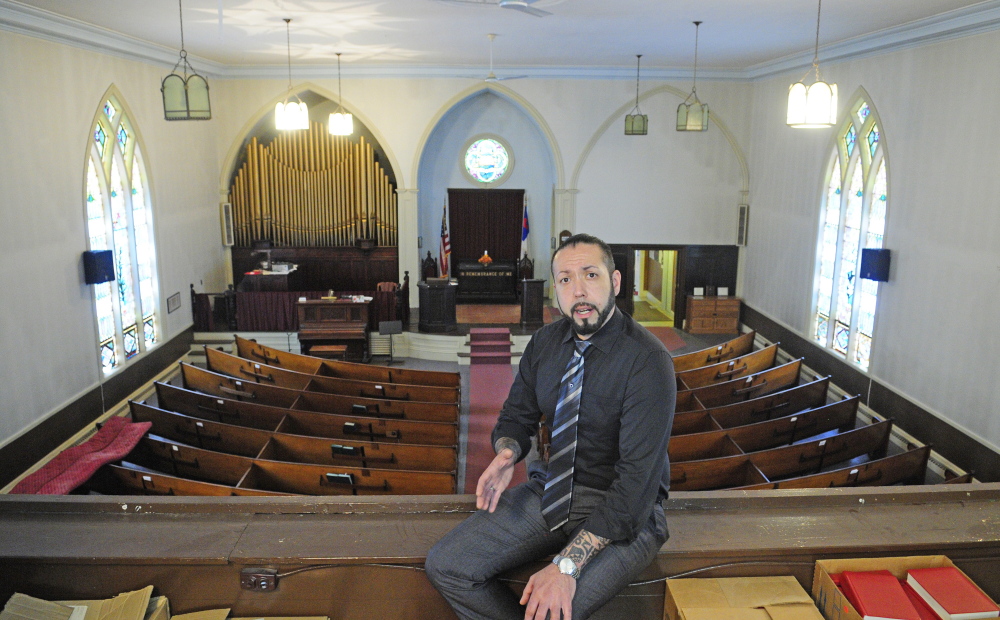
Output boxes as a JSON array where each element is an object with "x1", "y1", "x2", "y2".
[{"x1": 560, "y1": 306, "x2": 624, "y2": 355}]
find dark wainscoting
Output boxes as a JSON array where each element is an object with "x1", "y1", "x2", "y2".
[
  {"x1": 742, "y1": 305, "x2": 1000, "y2": 482},
  {"x1": 232, "y1": 246, "x2": 398, "y2": 292},
  {"x1": 0, "y1": 327, "x2": 193, "y2": 489}
]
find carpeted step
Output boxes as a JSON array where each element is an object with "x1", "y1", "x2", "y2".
[
  {"x1": 470, "y1": 343, "x2": 512, "y2": 354},
  {"x1": 469, "y1": 327, "x2": 512, "y2": 343},
  {"x1": 470, "y1": 351, "x2": 512, "y2": 365}
]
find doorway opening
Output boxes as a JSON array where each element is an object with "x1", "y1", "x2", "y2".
[{"x1": 632, "y1": 249, "x2": 679, "y2": 326}]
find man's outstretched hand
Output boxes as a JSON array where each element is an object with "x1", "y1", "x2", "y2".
[
  {"x1": 475, "y1": 447, "x2": 516, "y2": 512},
  {"x1": 520, "y1": 562, "x2": 575, "y2": 620}
]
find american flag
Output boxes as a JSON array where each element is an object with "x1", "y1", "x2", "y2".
[{"x1": 440, "y1": 204, "x2": 451, "y2": 277}]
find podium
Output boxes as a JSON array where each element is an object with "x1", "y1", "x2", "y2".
[
  {"x1": 418, "y1": 280, "x2": 457, "y2": 333},
  {"x1": 520, "y1": 279, "x2": 546, "y2": 327}
]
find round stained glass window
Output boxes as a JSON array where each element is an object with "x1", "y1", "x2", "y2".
[{"x1": 464, "y1": 137, "x2": 512, "y2": 185}]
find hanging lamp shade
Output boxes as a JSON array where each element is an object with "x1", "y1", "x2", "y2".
[
  {"x1": 787, "y1": 80, "x2": 837, "y2": 127},
  {"x1": 676, "y1": 99, "x2": 709, "y2": 132},
  {"x1": 275, "y1": 100, "x2": 309, "y2": 130},
  {"x1": 787, "y1": 0, "x2": 838, "y2": 128},
  {"x1": 328, "y1": 111, "x2": 353, "y2": 135},
  {"x1": 161, "y1": 0, "x2": 211, "y2": 121},
  {"x1": 676, "y1": 21, "x2": 708, "y2": 132}
]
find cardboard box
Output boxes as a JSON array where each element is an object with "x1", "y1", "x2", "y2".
[
  {"x1": 57, "y1": 587, "x2": 153, "y2": 620},
  {"x1": 664, "y1": 576, "x2": 824, "y2": 620},
  {"x1": 812, "y1": 555, "x2": 997, "y2": 620},
  {"x1": 1, "y1": 594, "x2": 77, "y2": 620},
  {"x1": 171, "y1": 611, "x2": 229, "y2": 620}
]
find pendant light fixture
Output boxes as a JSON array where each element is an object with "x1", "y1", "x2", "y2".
[
  {"x1": 328, "y1": 53, "x2": 354, "y2": 136},
  {"x1": 275, "y1": 18, "x2": 309, "y2": 131},
  {"x1": 624, "y1": 55, "x2": 647, "y2": 136},
  {"x1": 787, "y1": 0, "x2": 838, "y2": 128},
  {"x1": 677, "y1": 21, "x2": 708, "y2": 132},
  {"x1": 161, "y1": 0, "x2": 211, "y2": 121}
]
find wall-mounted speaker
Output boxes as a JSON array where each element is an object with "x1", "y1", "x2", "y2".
[
  {"x1": 736, "y1": 204, "x2": 749, "y2": 246},
  {"x1": 220, "y1": 202, "x2": 234, "y2": 247},
  {"x1": 859, "y1": 248, "x2": 891, "y2": 282},
  {"x1": 83, "y1": 250, "x2": 116, "y2": 285}
]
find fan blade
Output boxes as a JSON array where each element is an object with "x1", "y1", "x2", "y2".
[{"x1": 499, "y1": 0, "x2": 551, "y2": 17}]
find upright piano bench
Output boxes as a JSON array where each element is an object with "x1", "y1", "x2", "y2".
[{"x1": 308, "y1": 344, "x2": 348, "y2": 360}]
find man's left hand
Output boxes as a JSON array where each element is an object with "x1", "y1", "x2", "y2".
[{"x1": 520, "y1": 562, "x2": 575, "y2": 620}]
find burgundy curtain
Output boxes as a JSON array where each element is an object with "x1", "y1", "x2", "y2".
[
  {"x1": 235, "y1": 291, "x2": 324, "y2": 331},
  {"x1": 448, "y1": 189, "x2": 524, "y2": 261}
]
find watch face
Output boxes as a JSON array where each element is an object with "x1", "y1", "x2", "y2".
[{"x1": 558, "y1": 557, "x2": 575, "y2": 575}]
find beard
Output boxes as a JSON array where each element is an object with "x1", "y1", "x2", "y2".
[{"x1": 563, "y1": 289, "x2": 617, "y2": 336}]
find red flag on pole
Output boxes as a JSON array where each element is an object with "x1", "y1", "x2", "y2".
[{"x1": 440, "y1": 203, "x2": 451, "y2": 277}]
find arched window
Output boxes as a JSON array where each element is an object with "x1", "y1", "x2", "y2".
[
  {"x1": 812, "y1": 98, "x2": 887, "y2": 372},
  {"x1": 85, "y1": 92, "x2": 159, "y2": 374}
]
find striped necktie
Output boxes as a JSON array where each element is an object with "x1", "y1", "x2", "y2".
[{"x1": 540, "y1": 339, "x2": 591, "y2": 531}]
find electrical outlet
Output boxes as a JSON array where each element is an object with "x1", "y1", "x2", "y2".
[{"x1": 240, "y1": 568, "x2": 278, "y2": 591}]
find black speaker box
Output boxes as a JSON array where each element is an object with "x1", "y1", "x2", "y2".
[
  {"x1": 83, "y1": 250, "x2": 116, "y2": 285},
  {"x1": 859, "y1": 248, "x2": 891, "y2": 282}
]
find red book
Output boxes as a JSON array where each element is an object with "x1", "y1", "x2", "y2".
[
  {"x1": 842, "y1": 570, "x2": 922, "y2": 620},
  {"x1": 901, "y1": 580, "x2": 943, "y2": 620},
  {"x1": 907, "y1": 566, "x2": 1000, "y2": 620}
]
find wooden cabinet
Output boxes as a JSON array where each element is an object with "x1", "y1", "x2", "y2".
[{"x1": 685, "y1": 296, "x2": 741, "y2": 334}]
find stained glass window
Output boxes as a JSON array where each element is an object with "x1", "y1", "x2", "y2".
[
  {"x1": 464, "y1": 138, "x2": 510, "y2": 184},
  {"x1": 85, "y1": 93, "x2": 158, "y2": 374},
  {"x1": 94, "y1": 125, "x2": 106, "y2": 158},
  {"x1": 867, "y1": 124, "x2": 880, "y2": 157},
  {"x1": 812, "y1": 98, "x2": 887, "y2": 372},
  {"x1": 856, "y1": 102, "x2": 870, "y2": 123},
  {"x1": 117, "y1": 124, "x2": 129, "y2": 150}
]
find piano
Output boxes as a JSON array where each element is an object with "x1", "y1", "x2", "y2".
[{"x1": 296, "y1": 298, "x2": 370, "y2": 362}]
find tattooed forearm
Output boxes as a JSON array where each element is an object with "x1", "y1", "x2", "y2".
[
  {"x1": 560, "y1": 529, "x2": 610, "y2": 570},
  {"x1": 493, "y1": 437, "x2": 522, "y2": 461}
]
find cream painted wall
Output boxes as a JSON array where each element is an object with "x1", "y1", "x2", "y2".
[
  {"x1": 0, "y1": 31, "x2": 224, "y2": 445},
  {"x1": 744, "y1": 30, "x2": 1000, "y2": 449}
]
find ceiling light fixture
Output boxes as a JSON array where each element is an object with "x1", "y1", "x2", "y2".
[
  {"x1": 161, "y1": 0, "x2": 211, "y2": 121},
  {"x1": 677, "y1": 21, "x2": 708, "y2": 132},
  {"x1": 624, "y1": 55, "x2": 647, "y2": 136},
  {"x1": 328, "y1": 53, "x2": 353, "y2": 136},
  {"x1": 275, "y1": 18, "x2": 309, "y2": 131},
  {"x1": 787, "y1": 0, "x2": 838, "y2": 128}
]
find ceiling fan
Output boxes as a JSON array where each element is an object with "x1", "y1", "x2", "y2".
[
  {"x1": 439, "y1": 0, "x2": 552, "y2": 18},
  {"x1": 483, "y1": 33, "x2": 527, "y2": 82},
  {"x1": 498, "y1": 0, "x2": 551, "y2": 17}
]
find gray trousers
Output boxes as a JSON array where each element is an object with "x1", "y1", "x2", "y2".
[{"x1": 425, "y1": 478, "x2": 668, "y2": 620}]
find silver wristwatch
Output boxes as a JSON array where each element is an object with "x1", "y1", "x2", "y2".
[{"x1": 552, "y1": 555, "x2": 580, "y2": 580}]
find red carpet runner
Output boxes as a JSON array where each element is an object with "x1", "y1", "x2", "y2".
[
  {"x1": 10, "y1": 416, "x2": 151, "y2": 494},
  {"x1": 465, "y1": 328, "x2": 527, "y2": 493}
]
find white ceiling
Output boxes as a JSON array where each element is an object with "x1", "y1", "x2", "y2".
[{"x1": 3, "y1": 0, "x2": 1000, "y2": 78}]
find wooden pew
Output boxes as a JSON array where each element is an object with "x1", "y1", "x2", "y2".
[
  {"x1": 669, "y1": 419, "x2": 893, "y2": 491},
  {"x1": 733, "y1": 446, "x2": 932, "y2": 489},
  {"x1": 155, "y1": 383, "x2": 459, "y2": 451},
  {"x1": 671, "y1": 331, "x2": 756, "y2": 372},
  {"x1": 206, "y1": 347, "x2": 459, "y2": 405},
  {"x1": 107, "y1": 462, "x2": 292, "y2": 496},
  {"x1": 671, "y1": 376, "x2": 831, "y2": 435},
  {"x1": 180, "y1": 363, "x2": 458, "y2": 423},
  {"x1": 236, "y1": 335, "x2": 461, "y2": 388},
  {"x1": 130, "y1": 435, "x2": 456, "y2": 495},
  {"x1": 133, "y1": 400, "x2": 457, "y2": 469},
  {"x1": 675, "y1": 343, "x2": 779, "y2": 389},
  {"x1": 668, "y1": 396, "x2": 859, "y2": 462},
  {"x1": 675, "y1": 358, "x2": 803, "y2": 412}
]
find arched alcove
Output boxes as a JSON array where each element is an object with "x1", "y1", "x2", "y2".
[
  {"x1": 573, "y1": 85, "x2": 748, "y2": 245},
  {"x1": 416, "y1": 89, "x2": 556, "y2": 276}
]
